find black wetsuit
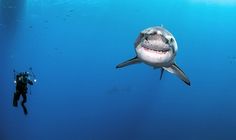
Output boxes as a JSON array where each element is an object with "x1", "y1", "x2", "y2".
[{"x1": 13, "y1": 74, "x2": 33, "y2": 115}]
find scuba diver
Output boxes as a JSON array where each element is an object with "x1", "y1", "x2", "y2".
[{"x1": 13, "y1": 68, "x2": 36, "y2": 115}]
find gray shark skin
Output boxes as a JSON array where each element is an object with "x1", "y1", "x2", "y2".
[{"x1": 116, "y1": 26, "x2": 190, "y2": 86}]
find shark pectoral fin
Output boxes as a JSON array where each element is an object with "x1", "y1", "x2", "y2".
[
  {"x1": 116, "y1": 56, "x2": 141, "y2": 69},
  {"x1": 163, "y1": 63, "x2": 191, "y2": 86},
  {"x1": 160, "y1": 68, "x2": 164, "y2": 80}
]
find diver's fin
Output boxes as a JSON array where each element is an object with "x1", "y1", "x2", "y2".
[
  {"x1": 163, "y1": 63, "x2": 190, "y2": 86},
  {"x1": 116, "y1": 56, "x2": 141, "y2": 69},
  {"x1": 160, "y1": 68, "x2": 164, "y2": 80},
  {"x1": 21, "y1": 104, "x2": 28, "y2": 115}
]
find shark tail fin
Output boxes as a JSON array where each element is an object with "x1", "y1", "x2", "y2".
[{"x1": 163, "y1": 63, "x2": 190, "y2": 86}]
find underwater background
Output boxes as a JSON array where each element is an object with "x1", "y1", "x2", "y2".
[{"x1": 1, "y1": 0, "x2": 236, "y2": 140}]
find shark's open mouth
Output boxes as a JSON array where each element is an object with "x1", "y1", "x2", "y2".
[
  {"x1": 136, "y1": 44, "x2": 173, "y2": 64},
  {"x1": 141, "y1": 45, "x2": 169, "y2": 54}
]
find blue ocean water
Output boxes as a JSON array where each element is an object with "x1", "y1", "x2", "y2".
[{"x1": 1, "y1": 0, "x2": 236, "y2": 140}]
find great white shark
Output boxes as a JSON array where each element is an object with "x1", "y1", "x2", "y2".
[{"x1": 116, "y1": 26, "x2": 191, "y2": 86}]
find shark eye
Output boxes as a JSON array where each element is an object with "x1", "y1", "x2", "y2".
[{"x1": 165, "y1": 35, "x2": 174, "y2": 44}]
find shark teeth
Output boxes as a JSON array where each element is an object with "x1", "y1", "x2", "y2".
[{"x1": 142, "y1": 46, "x2": 168, "y2": 54}]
